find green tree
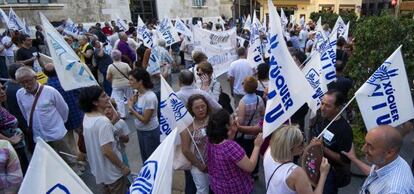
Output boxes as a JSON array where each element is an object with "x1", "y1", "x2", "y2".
[{"x1": 309, "y1": 11, "x2": 358, "y2": 34}]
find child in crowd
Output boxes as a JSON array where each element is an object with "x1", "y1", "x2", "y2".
[{"x1": 105, "y1": 98, "x2": 130, "y2": 167}]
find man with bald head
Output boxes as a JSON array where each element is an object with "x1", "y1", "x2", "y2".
[{"x1": 342, "y1": 125, "x2": 414, "y2": 194}]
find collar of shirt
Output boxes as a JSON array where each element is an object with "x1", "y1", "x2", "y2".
[
  {"x1": 180, "y1": 85, "x2": 196, "y2": 90},
  {"x1": 372, "y1": 155, "x2": 401, "y2": 178},
  {"x1": 23, "y1": 82, "x2": 41, "y2": 96}
]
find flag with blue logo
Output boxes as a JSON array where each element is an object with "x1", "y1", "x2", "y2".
[
  {"x1": 157, "y1": 17, "x2": 180, "y2": 47},
  {"x1": 342, "y1": 22, "x2": 350, "y2": 42},
  {"x1": 63, "y1": 18, "x2": 79, "y2": 38},
  {"x1": 356, "y1": 46, "x2": 414, "y2": 130},
  {"x1": 332, "y1": 16, "x2": 346, "y2": 39},
  {"x1": 263, "y1": 0, "x2": 318, "y2": 138},
  {"x1": 160, "y1": 75, "x2": 193, "y2": 140},
  {"x1": 0, "y1": 8, "x2": 9, "y2": 27},
  {"x1": 174, "y1": 17, "x2": 193, "y2": 40},
  {"x1": 40, "y1": 12, "x2": 98, "y2": 91},
  {"x1": 19, "y1": 138, "x2": 93, "y2": 194},
  {"x1": 319, "y1": 28, "x2": 337, "y2": 85},
  {"x1": 130, "y1": 127, "x2": 178, "y2": 194},
  {"x1": 301, "y1": 52, "x2": 328, "y2": 109},
  {"x1": 137, "y1": 16, "x2": 154, "y2": 48},
  {"x1": 247, "y1": 11, "x2": 264, "y2": 69},
  {"x1": 22, "y1": 18, "x2": 31, "y2": 36},
  {"x1": 116, "y1": 17, "x2": 129, "y2": 32},
  {"x1": 8, "y1": 7, "x2": 24, "y2": 31}
]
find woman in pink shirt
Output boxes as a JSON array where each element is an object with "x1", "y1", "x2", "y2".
[{"x1": 206, "y1": 109, "x2": 263, "y2": 194}]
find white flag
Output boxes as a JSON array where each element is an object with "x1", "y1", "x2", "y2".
[
  {"x1": 261, "y1": 14, "x2": 267, "y2": 32},
  {"x1": 22, "y1": 18, "x2": 31, "y2": 36},
  {"x1": 319, "y1": 28, "x2": 337, "y2": 85},
  {"x1": 313, "y1": 17, "x2": 328, "y2": 53},
  {"x1": 40, "y1": 13, "x2": 98, "y2": 91},
  {"x1": 356, "y1": 46, "x2": 414, "y2": 130},
  {"x1": 300, "y1": 16, "x2": 305, "y2": 28},
  {"x1": 247, "y1": 13, "x2": 264, "y2": 69},
  {"x1": 332, "y1": 16, "x2": 346, "y2": 38},
  {"x1": 280, "y1": 8, "x2": 288, "y2": 30},
  {"x1": 137, "y1": 16, "x2": 154, "y2": 48},
  {"x1": 174, "y1": 17, "x2": 193, "y2": 39},
  {"x1": 8, "y1": 7, "x2": 24, "y2": 31},
  {"x1": 263, "y1": 0, "x2": 318, "y2": 137},
  {"x1": 160, "y1": 75, "x2": 193, "y2": 139},
  {"x1": 341, "y1": 22, "x2": 350, "y2": 42},
  {"x1": 63, "y1": 18, "x2": 79, "y2": 37},
  {"x1": 243, "y1": 14, "x2": 251, "y2": 31},
  {"x1": 116, "y1": 17, "x2": 128, "y2": 32},
  {"x1": 302, "y1": 52, "x2": 328, "y2": 109},
  {"x1": 0, "y1": 8, "x2": 9, "y2": 26},
  {"x1": 19, "y1": 138, "x2": 92, "y2": 194},
  {"x1": 157, "y1": 17, "x2": 180, "y2": 47},
  {"x1": 129, "y1": 128, "x2": 177, "y2": 194}
]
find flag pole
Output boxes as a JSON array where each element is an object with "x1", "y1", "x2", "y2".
[
  {"x1": 185, "y1": 127, "x2": 206, "y2": 165},
  {"x1": 316, "y1": 95, "x2": 356, "y2": 139}
]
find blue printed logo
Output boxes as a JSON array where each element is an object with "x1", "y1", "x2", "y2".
[
  {"x1": 366, "y1": 63, "x2": 398, "y2": 87},
  {"x1": 46, "y1": 183, "x2": 70, "y2": 194},
  {"x1": 130, "y1": 161, "x2": 158, "y2": 194},
  {"x1": 169, "y1": 93, "x2": 188, "y2": 121},
  {"x1": 305, "y1": 68, "x2": 321, "y2": 89}
]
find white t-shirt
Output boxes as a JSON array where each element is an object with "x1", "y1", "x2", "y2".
[
  {"x1": 113, "y1": 119, "x2": 130, "y2": 153},
  {"x1": 133, "y1": 91, "x2": 159, "y2": 131},
  {"x1": 228, "y1": 58, "x2": 254, "y2": 95},
  {"x1": 83, "y1": 115, "x2": 123, "y2": 185}
]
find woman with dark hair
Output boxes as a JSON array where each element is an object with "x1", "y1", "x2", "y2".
[
  {"x1": 255, "y1": 63, "x2": 269, "y2": 101},
  {"x1": 127, "y1": 68, "x2": 159, "y2": 162},
  {"x1": 79, "y1": 86, "x2": 130, "y2": 194},
  {"x1": 206, "y1": 109, "x2": 263, "y2": 194},
  {"x1": 196, "y1": 61, "x2": 221, "y2": 101},
  {"x1": 181, "y1": 94, "x2": 211, "y2": 194}
]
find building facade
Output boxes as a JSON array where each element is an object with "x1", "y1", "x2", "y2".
[
  {"x1": 257, "y1": 0, "x2": 362, "y2": 23},
  {"x1": 0, "y1": 0, "x2": 131, "y2": 25}
]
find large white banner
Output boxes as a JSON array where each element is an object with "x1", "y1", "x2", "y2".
[
  {"x1": 263, "y1": 0, "x2": 317, "y2": 137},
  {"x1": 193, "y1": 27, "x2": 238, "y2": 76},
  {"x1": 160, "y1": 75, "x2": 193, "y2": 139},
  {"x1": 356, "y1": 46, "x2": 414, "y2": 130},
  {"x1": 19, "y1": 138, "x2": 92, "y2": 194},
  {"x1": 302, "y1": 52, "x2": 328, "y2": 109},
  {"x1": 130, "y1": 128, "x2": 177, "y2": 194},
  {"x1": 243, "y1": 14, "x2": 251, "y2": 31},
  {"x1": 40, "y1": 13, "x2": 98, "y2": 91},
  {"x1": 137, "y1": 16, "x2": 154, "y2": 48},
  {"x1": 116, "y1": 17, "x2": 129, "y2": 32}
]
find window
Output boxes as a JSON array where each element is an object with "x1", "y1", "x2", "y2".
[{"x1": 193, "y1": 0, "x2": 206, "y2": 7}]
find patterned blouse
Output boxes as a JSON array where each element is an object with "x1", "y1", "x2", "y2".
[{"x1": 0, "y1": 140, "x2": 23, "y2": 193}]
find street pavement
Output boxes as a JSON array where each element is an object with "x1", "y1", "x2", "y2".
[{"x1": 80, "y1": 72, "x2": 414, "y2": 194}]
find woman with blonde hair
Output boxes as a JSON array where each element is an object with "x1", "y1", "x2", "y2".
[{"x1": 264, "y1": 125, "x2": 330, "y2": 194}]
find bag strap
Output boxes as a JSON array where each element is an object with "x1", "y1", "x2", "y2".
[
  {"x1": 28, "y1": 85, "x2": 44, "y2": 130},
  {"x1": 112, "y1": 63, "x2": 129, "y2": 79},
  {"x1": 266, "y1": 161, "x2": 291, "y2": 191},
  {"x1": 239, "y1": 96, "x2": 260, "y2": 139}
]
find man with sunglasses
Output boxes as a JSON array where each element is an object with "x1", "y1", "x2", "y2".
[{"x1": 342, "y1": 125, "x2": 414, "y2": 194}]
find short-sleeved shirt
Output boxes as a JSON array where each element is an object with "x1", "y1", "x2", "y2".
[
  {"x1": 16, "y1": 47, "x2": 37, "y2": 67},
  {"x1": 82, "y1": 114, "x2": 123, "y2": 185},
  {"x1": 236, "y1": 94, "x2": 265, "y2": 139},
  {"x1": 207, "y1": 139, "x2": 253, "y2": 194},
  {"x1": 133, "y1": 90, "x2": 159, "y2": 131},
  {"x1": 228, "y1": 59, "x2": 254, "y2": 95}
]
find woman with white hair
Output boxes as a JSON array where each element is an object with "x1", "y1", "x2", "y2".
[{"x1": 106, "y1": 49, "x2": 132, "y2": 119}]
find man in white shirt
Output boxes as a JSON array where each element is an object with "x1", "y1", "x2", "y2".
[
  {"x1": 342, "y1": 125, "x2": 414, "y2": 194},
  {"x1": 227, "y1": 47, "x2": 254, "y2": 107},
  {"x1": 15, "y1": 67, "x2": 71, "y2": 158}
]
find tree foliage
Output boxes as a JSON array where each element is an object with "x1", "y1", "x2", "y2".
[{"x1": 310, "y1": 11, "x2": 358, "y2": 34}]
